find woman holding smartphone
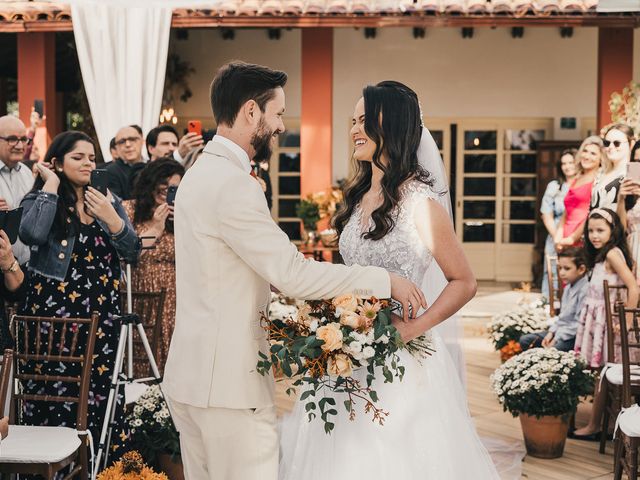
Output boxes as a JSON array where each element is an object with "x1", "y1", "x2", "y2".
[
  {"x1": 618, "y1": 140, "x2": 640, "y2": 281},
  {"x1": 18, "y1": 131, "x2": 140, "y2": 457},
  {"x1": 124, "y1": 157, "x2": 184, "y2": 375}
]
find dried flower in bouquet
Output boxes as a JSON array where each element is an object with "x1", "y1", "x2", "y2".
[{"x1": 257, "y1": 295, "x2": 434, "y2": 434}]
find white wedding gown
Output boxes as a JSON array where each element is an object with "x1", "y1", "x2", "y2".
[{"x1": 279, "y1": 180, "x2": 500, "y2": 479}]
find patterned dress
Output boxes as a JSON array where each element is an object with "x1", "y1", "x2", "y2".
[
  {"x1": 626, "y1": 200, "x2": 640, "y2": 284},
  {"x1": 123, "y1": 202, "x2": 176, "y2": 377},
  {"x1": 19, "y1": 221, "x2": 130, "y2": 458},
  {"x1": 575, "y1": 260, "x2": 621, "y2": 368}
]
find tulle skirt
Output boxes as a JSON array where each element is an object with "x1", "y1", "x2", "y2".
[{"x1": 279, "y1": 333, "x2": 500, "y2": 480}]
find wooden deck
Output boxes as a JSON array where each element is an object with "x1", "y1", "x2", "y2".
[{"x1": 275, "y1": 292, "x2": 618, "y2": 480}]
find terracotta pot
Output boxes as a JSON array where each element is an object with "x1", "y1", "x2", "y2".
[
  {"x1": 519, "y1": 413, "x2": 570, "y2": 459},
  {"x1": 158, "y1": 453, "x2": 185, "y2": 480}
]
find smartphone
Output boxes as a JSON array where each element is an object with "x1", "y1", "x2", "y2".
[
  {"x1": 90, "y1": 169, "x2": 109, "y2": 196},
  {"x1": 0, "y1": 207, "x2": 23, "y2": 244},
  {"x1": 628, "y1": 162, "x2": 640, "y2": 181},
  {"x1": 187, "y1": 120, "x2": 202, "y2": 137},
  {"x1": 33, "y1": 99, "x2": 44, "y2": 117},
  {"x1": 166, "y1": 185, "x2": 178, "y2": 206}
]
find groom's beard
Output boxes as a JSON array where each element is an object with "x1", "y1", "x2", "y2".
[{"x1": 251, "y1": 120, "x2": 276, "y2": 162}]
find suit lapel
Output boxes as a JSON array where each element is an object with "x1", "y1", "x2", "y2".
[{"x1": 203, "y1": 140, "x2": 246, "y2": 172}]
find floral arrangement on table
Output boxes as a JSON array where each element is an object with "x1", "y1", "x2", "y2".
[
  {"x1": 487, "y1": 298, "x2": 551, "y2": 361},
  {"x1": 490, "y1": 348, "x2": 594, "y2": 418},
  {"x1": 127, "y1": 385, "x2": 180, "y2": 465},
  {"x1": 257, "y1": 294, "x2": 434, "y2": 434},
  {"x1": 608, "y1": 81, "x2": 639, "y2": 135},
  {"x1": 296, "y1": 186, "x2": 344, "y2": 245},
  {"x1": 97, "y1": 451, "x2": 169, "y2": 480},
  {"x1": 310, "y1": 186, "x2": 344, "y2": 220}
]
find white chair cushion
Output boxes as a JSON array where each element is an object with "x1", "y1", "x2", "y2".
[
  {"x1": 0, "y1": 425, "x2": 81, "y2": 463},
  {"x1": 604, "y1": 364, "x2": 640, "y2": 385},
  {"x1": 618, "y1": 404, "x2": 640, "y2": 437}
]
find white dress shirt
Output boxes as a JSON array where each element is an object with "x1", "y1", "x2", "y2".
[
  {"x1": 0, "y1": 160, "x2": 34, "y2": 265},
  {"x1": 211, "y1": 135, "x2": 251, "y2": 174}
]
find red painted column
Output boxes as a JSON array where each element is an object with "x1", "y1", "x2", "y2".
[
  {"x1": 301, "y1": 28, "x2": 333, "y2": 197},
  {"x1": 597, "y1": 28, "x2": 634, "y2": 131},
  {"x1": 17, "y1": 32, "x2": 60, "y2": 138}
]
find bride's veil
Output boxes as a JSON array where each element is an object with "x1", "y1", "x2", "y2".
[
  {"x1": 418, "y1": 128, "x2": 525, "y2": 477},
  {"x1": 417, "y1": 127, "x2": 466, "y2": 386}
]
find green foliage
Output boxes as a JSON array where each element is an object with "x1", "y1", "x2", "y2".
[
  {"x1": 295, "y1": 199, "x2": 321, "y2": 231},
  {"x1": 127, "y1": 385, "x2": 180, "y2": 465},
  {"x1": 257, "y1": 298, "x2": 433, "y2": 433}
]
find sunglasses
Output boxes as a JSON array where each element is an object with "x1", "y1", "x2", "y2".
[
  {"x1": 0, "y1": 136, "x2": 32, "y2": 147},
  {"x1": 603, "y1": 139, "x2": 628, "y2": 148}
]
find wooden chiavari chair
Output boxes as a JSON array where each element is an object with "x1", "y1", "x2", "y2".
[
  {"x1": 0, "y1": 349, "x2": 13, "y2": 418},
  {"x1": 600, "y1": 282, "x2": 640, "y2": 453},
  {"x1": 613, "y1": 302, "x2": 640, "y2": 480},
  {"x1": 546, "y1": 254, "x2": 563, "y2": 316},
  {"x1": 0, "y1": 313, "x2": 99, "y2": 480}
]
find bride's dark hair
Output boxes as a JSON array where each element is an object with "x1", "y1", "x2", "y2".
[{"x1": 333, "y1": 80, "x2": 434, "y2": 241}]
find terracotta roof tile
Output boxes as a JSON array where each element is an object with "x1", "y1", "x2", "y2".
[{"x1": 0, "y1": 0, "x2": 635, "y2": 25}]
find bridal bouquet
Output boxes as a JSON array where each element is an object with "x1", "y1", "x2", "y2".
[{"x1": 256, "y1": 294, "x2": 433, "y2": 434}]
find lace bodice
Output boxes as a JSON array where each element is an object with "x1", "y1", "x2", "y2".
[{"x1": 339, "y1": 180, "x2": 436, "y2": 286}]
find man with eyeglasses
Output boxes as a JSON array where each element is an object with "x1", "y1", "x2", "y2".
[
  {"x1": 0, "y1": 115, "x2": 35, "y2": 266},
  {"x1": 105, "y1": 124, "x2": 146, "y2": 200}
]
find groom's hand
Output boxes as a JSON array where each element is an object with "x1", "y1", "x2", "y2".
[{"x1": 389, "y1": 273, "x2": 427, "y2": 323}]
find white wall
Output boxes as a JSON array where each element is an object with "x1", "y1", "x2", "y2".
[
  {"x1": 171, "y1": 28, "x2": 301, "y2": 123},
  {"x1": 172, "y1": 26, "x2": 639, "y2": 183},
  {"x1": 332, "y1": 27, "x2": 602, "y2": 180}
]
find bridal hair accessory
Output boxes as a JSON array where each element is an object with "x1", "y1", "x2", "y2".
[{"x1": 589, "y1": 208, "x2": 614, "y2": 225}]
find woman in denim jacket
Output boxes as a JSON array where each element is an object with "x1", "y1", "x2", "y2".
[{"x1": 18, "y1": 131, "x2": 140, "y2": 458}]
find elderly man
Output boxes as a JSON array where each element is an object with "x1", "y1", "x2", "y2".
[
  {"x1": 0, "y1": 115, "x2": 35, "y2": 265},
  {"x1": 105, "y1": 125, "x2": 146, "y2": 200}
]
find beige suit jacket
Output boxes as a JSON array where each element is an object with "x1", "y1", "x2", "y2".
[{"x1": 163, "y1": 140, "x2": 391, "y2": 409}]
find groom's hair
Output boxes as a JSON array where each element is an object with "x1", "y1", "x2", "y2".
[{"x1": 210, "y1": 62, "x2": 288, "y2": 127}]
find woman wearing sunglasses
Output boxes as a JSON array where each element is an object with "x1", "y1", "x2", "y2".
[{"x1": 590, "y1": 123, "x2": 635, "y2": 211}]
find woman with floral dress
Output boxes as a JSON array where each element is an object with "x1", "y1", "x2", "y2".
[
  {"x1": 124, "y1": 157, "x2": 184, "y2": 376},
  {"x1": 18, "y1": 131, "x2": 141, "y2": 458}
]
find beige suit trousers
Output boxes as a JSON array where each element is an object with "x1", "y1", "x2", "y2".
[{"x1": 167, "y1": 395, "x2": 278, "y2": 480}]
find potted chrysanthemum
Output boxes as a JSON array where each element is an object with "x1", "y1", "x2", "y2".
[
  {"x1": 127, "y1": 385, "x2": 183, "y2": 479},
  {"x1": 490, "y1": 348, "x2": 594, "y2": 458},
  {"x1": 487, "y1": 299, "x2": 550, "y2": 362}
]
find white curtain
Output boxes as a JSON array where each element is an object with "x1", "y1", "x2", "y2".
[{"x1": 68, "y1": 0, "x2": 217, "y2": 161}]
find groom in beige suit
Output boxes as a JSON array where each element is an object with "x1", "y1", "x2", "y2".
[{"x1": 163, "y1": 62, "x2": 425, "y2": 480}]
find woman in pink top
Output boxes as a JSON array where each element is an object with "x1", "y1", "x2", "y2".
[{"x1": 556, "y1": 136, "x2": 603, "y2": 250}]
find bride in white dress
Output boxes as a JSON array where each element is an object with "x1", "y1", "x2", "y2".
[{"x1": 279, "y1": 81, "x2": 500, "y2": 479}]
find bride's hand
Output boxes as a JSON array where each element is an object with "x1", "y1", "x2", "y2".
[
  {"x1": 389, "y1": 273, "x2": 427, "y2": 322},
  {"x1": 391, "y1": 313, "x2": 421, "y2": 343}
]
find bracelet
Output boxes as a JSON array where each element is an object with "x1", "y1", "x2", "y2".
[{"x1": 1, "y1": 259, "x2": 19, "y2": 274}]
